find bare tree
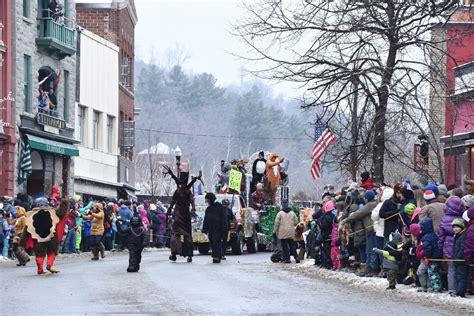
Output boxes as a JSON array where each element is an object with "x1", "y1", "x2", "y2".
[{"x1": 235, "y1": 0, "x2": 461, "y2": 183}]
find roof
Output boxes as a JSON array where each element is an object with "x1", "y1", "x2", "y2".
[{"x1": 138, "y1": 142, "x2": 172, "y2": 155}]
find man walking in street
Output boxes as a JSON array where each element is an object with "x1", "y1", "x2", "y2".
[
  {"x1": 202, "y1": 193, "x2": 227, "y2": 263},
  {"x1": 274, "y1": 199, "x2": 299, "y2": 263}
]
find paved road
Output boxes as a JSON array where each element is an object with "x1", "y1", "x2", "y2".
[{"x1": 0, "y1": 251, "x2": 453, "y2": 315}]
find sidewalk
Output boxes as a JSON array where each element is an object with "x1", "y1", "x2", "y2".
[{"x1": 285, "y1": 260, "x2": 474, "y2": 311}]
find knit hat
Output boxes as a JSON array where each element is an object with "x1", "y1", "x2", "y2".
[
  {"x1": 438, "y1": 184, "x2": 448, "y2": 196},
  {"x1": 445, "y1": 196, "x2": 465, "y2": 214},
  {"x1": 324, "y1": 200, "x2": 336, "y2": 212},
  {"x1": 400, "y1": 187, "x2": 415, "y2": 200},
  {"x1": 281, "y1": 199, "x2": 290, "y2": 210},
  {"x1": 461, "y1": 194, "x2": 474, "y2": 208},
  {"x1": 404, "y1": 203, "x2": 416, "y2": 216},
  {"x1": 424, "y1": 184, "x2": 439, "y2": 196},
  {"x1": 410, "y1": 223, "x2": 421, "y2": 238},
  {"x1": 451, "y1": 219, "x2": 465, "y2": 229},
  {"x1": 423, "y1": 190, "x2": 437, "y2": 201},
  {"x1": 364, "y1": 190, "x2": 375, "y2": 202}
]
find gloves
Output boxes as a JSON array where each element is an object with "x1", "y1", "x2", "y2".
[
  {"x1": 373, "y1": 248, "x2": 383, "y2": 255},
  {"x1": 424, "y1": 258, "x2": 430, "y2": 265}
]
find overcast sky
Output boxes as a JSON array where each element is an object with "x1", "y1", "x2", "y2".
[{"x1": 135, "y1": 0, "x2": 302, "y2": 97}]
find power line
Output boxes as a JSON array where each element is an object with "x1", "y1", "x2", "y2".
[{"x1": 136, "y1": 127, "x2": 311, "y2": 141}]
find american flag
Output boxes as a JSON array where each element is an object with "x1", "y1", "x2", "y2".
[{"x1": 311, "y1": 120, "x2": 336, "y2": 180}]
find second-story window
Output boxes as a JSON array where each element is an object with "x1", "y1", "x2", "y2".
[
  {"x1": 93, "y1": 110, "x2": 100, "y2": 150},
  {"x1": 78, "y1": 106, "x2": 86, "y2": 144},
  {"x1": 106, "y1": 115, "x2": 114, "y2": 153},
  {"x1": 121, "y1": 54, "x2": 131, "y2": 90}
]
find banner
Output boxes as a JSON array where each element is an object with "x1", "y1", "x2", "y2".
[{"x1": 228, "y1": 169, "x2": 242, "y2": 192}]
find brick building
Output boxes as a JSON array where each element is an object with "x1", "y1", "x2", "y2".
[
  {"x1": 14, "y1": 0, "x2": 78, "y2": 197},
  {"x1": 0, "y1": 0, "x2": 15, "y2": 196},
  {"x1": 76, "y1": 0, "x2": 137, "y2": 200},
  {"x1": 428, "y1": 2, "x2": 474, "y2": 185}
]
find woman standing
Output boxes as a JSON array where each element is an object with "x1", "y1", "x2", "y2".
[{"x1": 83, "y1": 202, "x2": 105, "y2": 260}]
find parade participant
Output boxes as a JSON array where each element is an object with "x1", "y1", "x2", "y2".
[
  {"x1": 274, "y1": 200, "x2": 299, "y2": 263},
  {"x1": 266, "y1": 153, "x2": 284, "y2": 203},
  {"x1": 221, "y1": 199, "x2": 234, "y2": 260},
  {"x1": 373, "y1": 231, "x2": 403, "y2": 290},
  {"x1": 251, "y1": 183, "x2": 267, "y2": 211},
  {"x1": 21, "y1": 198, "x2": 69, "y2": 274},
  {"x1": 124, "y1": 213, "x2": 147, "y2": 272},
  {"x1": 12, "y1": 207, "x2": 29, "y2": 266},
  {"x1": 251, "y1": 151, "x2": 267, "y2": 194},
  {"x1": 202, "y1": 193, "x2": 227, "y2": 263},
  {"x1": 82, "y1": 202, "x2": 105, "y2": 261},
  {"x1": 165, "y1": 166, "x2": 198, "y2": 263}
]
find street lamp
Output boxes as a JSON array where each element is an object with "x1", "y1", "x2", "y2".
[{"x1": 175, "y1": 146, "x2": 182, "y2": 177}]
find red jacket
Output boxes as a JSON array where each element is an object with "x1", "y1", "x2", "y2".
[{"x1": 361, "y1": 177, "x2": 375, "y2": 190}]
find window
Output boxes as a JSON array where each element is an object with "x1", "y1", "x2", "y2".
[
  {"x1": 120, "y1": 55, "x2": 131, "y2": 90},
  {"x1": 24, "y1": 55, "x2": 31, "y2": 112},
  {"x1": 78, "y1": 106, "x2": 86, "y2": 144},
  {"x1": 63, "y1": 71, "x2": 69, "y2": 120},
  {"x1": 106, "y1": 116, "x2": 114, "y2": 153},
  {"x1": 23, "y1": 0, "x2": 30, "y2": 18},
  {"x1": 92, "y1": 111, "x2": 100, "y2": 150}
]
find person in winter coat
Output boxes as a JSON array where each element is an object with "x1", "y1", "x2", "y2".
[
  {"x1": 124, "y1": 213, "x2": 147, "y2": 272},
  {"x1": 82, "y1": 202, "x2": 105, "y2": 261},
  {"x1": 202, "y1": 193, "x2": 227, "y2": 263},
  {"x1": 274, "y1": 199, "x2": 299, "y2": 263},
  {"x1": 418, "y1": 218, "x2": 442, "y2": 292},
  {"x1": 464, "y1": 205, "x2": 474, "y2": 265},
  {"x1": 50, "y1": 185, "x2": 60, "y2": 201},
  {"x1": 139, "y1": 206, "x2": 150, "y2": 231},
  {"x1": 371, "y1": 187, "x2": 394, "y2": 273},
  {"x1": 149, "y1": 204, "x2": 163, "y2": 247},
  {"x1": 438, "y1": 196, "x2": 465, "y2": 294},
  {"x1": 12, "y1": 207, "x2": 29, "y2": 266},
  {"x1": 117, "y1": 201, "x2": 133, "y2": 250},
  {"x1": 221, "y1": 199, "x2": 234, "y2": 260},
  {"x1": 346, "y1": 190, "x2": 378, "y2": 276},
  {"x1": 419, "y1": 184, "x2": 445, "y2": 233},
  {"x1": 321, "y1": 200, "x2": 336, "y2": 269},
  {"x1": 452, "y1": 219, "x2": 469, "y2": 297},
  {"x1": 360, "y1": 171, "x2": 374, "y2": 190},
  {"x1": 374, "y1": 231, "x2": 403, "y2": 290},
  {"x1": 379, "y1": 184, "x2": 402, "y2": 240},
  {"x1": 399, "y1": 187, "x2": 417, "y2": 228}
]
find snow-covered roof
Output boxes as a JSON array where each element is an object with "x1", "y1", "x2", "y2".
[{"x1": 138, "y1": 142, "x2": 173, "y2": 155}]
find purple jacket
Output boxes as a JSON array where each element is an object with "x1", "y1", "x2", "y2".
[
  {"x1": 465, "y1": 206, "x2": 474, "y2": 265},
  {"x1": 438, "y1": 200, "x2": 464, "y2": 259}
]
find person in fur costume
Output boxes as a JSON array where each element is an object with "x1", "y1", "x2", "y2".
[
  {"x1": 266, "y1": 153, "x2": 285, "y2": 204},
  {"x1": 124, "y1": 213, "x2": 147, "y2": 272},
  {"x1": 21, "y1": 198, "x2": 69, "y2": 274},
  {"x1": 12, "y1": 206, "x2": 29, "y2": 266}
]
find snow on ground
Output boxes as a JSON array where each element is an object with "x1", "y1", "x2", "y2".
[{"x1": 285, "y1": 260, "x2": 474, "y2": 311}]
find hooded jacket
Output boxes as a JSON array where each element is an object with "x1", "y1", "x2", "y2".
[
  {"x1": 371, "y1": 188, "x2": 394, "y2": 238},
  {"x1": 420, "y1": 218, "x2": 441, "y2": 259},
  {"x1": 379, "y1": 193, "x2": 400, "y2": 239},
  {"x1": 464, "y1": 205, "x2": 474, "y2": 264},
  {"x1": 419, "y1": 200, "x2": 445, "y2": 233},
  {"x1": 50, "y1": 185, "x2": 60, "y2": 201},
  {"x1": 118, "y1": 205, "x2": 133, "y2": 229},
  {"x1": 274, "y1": 207, "x2": 298, "y2": 240},
  {"x1": 347, "y1": 200, "x2": 377, "y2": 235},
  {"x1": 13, "y1": 207, "x2": 27, "y2": 243},
  {"x1": 438, "y1": 197, "x2": 465, "y2": 259}
]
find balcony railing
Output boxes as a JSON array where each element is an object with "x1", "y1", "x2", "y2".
[{"x1": 36, "y1": 17, "x2": 76, "y2": 59}]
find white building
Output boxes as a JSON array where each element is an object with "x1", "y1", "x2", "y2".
[{"x1": 73, "y1": 28, "x2": 120, "y2": 199}]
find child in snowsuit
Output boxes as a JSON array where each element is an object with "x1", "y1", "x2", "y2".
[
  {"x1": 452, "y1": 219, "x2": 469, "y2": 297},
  {"x1": 374, "y1": 231, "x2": 403, "y2": 290},
  {"x1": 418, "y1": 218, "x2": 442, "y2": 292},
  {"x1": 125, "y1": 214, "x2": 146, "y2": 272}
]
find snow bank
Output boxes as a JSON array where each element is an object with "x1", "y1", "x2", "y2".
[{"x1": 285, "y1": 260, "x2": 474, "y2": 311}]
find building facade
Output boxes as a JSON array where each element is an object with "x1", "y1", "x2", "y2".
[
  {"x1": 0, "y1": 0, "x2": 15, "y2": 196},
  {"x1": 14, "y1": 0, "x2": 78, "y2": 197},
  {"x1": 428, "y1": 3, "x2": 474, "y2": 185},
  {"x1": 76, "y1": 0, "x2": 137, "y2": 200},
  {"x1": 73, "y1": 28, "x2": 120, "y2": 200}
]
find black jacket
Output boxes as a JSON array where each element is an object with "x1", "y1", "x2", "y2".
[
  {"x1": 453, "y1": 230, "x2": 466, "y2": 263},
  {"x1": 379, "y1": 197, "x2": 400, "y2": 239},
  {"x1": 203, "y1": 202, "x2": 227, "y2": 235},
  {"x1": 320, "y1": 211, "x2": 335, "y2": 240}
]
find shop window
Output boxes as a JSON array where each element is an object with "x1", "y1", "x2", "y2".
[{"x1": 38, "y1": 67, "x2": 60, "y2": 117}]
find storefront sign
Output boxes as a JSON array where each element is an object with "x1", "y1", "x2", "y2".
[{"x1": 37, "y1": 112, "x2": 66, "y2": 130}]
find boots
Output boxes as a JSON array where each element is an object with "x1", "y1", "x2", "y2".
[
  {"x1": 357, "y1": 263, "x2": 366, "y2": 276},
  {"x1": 91, "y1": 247, "x2": 99, "y2": 260},
  {"x1": 15, "y1": 247, "x2": 30, "y2": 266},
  {"x1": 46, "y1": 253, "x2": 59, "y2": 273},
  {"x1": 36, "y1": 256, "x2": 46, "y2": 274},
  {"x1": 99, "y1": 243, "x2": 105, "y2": 258}
]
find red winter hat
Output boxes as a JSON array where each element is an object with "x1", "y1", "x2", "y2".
[{"x1": 410, "y1": 223, "x2": 421, "y2": 238}]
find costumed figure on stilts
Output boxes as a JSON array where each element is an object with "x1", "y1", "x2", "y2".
[
  {"x1": 20, "y1": 198, "x2": 69, "y2": 274},
  {"x1": 163, "y1": 166, "x2": 203, "y2": 263},
  {"x1": 265, "y1": 153, "x2": 285, "y2": 204}
]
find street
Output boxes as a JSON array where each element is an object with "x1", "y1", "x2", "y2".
[{"x1": 0, "y1": 251, "x2": 459, "y2": 315}]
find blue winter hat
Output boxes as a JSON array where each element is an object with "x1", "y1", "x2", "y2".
[
  {"x1": 424, "y1": 184, "x2": 439, "y2": 197},
  {"x1": 364, "y1": 190, "x2": 375, "y2": 202}
]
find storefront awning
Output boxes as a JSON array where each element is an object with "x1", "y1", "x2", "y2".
[
  {"x1": 27, "y1": 134, "x2": 79, "y2": 156},
  {"x1": 124, "y1": 187, "x2": 137, "y2": 200}
]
